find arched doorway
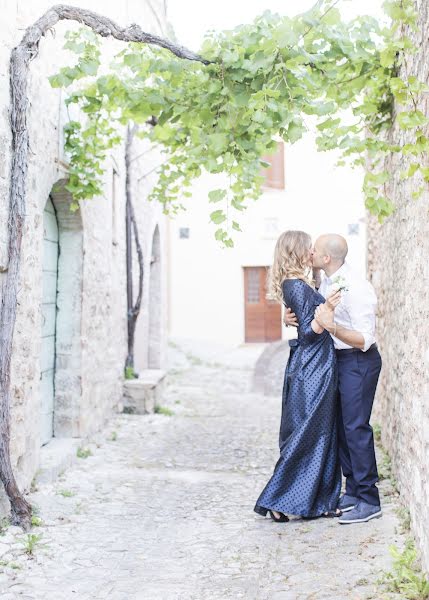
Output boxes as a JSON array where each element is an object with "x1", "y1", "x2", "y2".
[
  {"x1": 148, "y1": 225, "x2": 161, "y2": 369},
  {"x1": 39, "y1": 182, "x2": 83, "y2": 445}
]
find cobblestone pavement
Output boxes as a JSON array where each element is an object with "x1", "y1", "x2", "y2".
[{"x1": 0, "y1": 341, "x2": 406, "y2": 600}]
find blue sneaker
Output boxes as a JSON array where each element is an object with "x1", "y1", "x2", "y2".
[
  {"x1": 337, "y1": 493, "x2": 358, "y2": 513},
  {"x1": 338, "y1": 500, "x2": 382, "y2": 524}
]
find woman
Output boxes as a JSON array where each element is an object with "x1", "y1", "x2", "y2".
[{"x1": 254, "y1": 230, "x2": 342, "y2": 522}]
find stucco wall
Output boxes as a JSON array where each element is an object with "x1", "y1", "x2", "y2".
[
  {"x1": 368, "y1": 0, "x2": 429, "y2": 571},
  {"x1": 168, "y1": 125, "x2": 367, "y2": 346},
  {"x1": 0, "y1": 0, "x2": 168, "y2": 506}
]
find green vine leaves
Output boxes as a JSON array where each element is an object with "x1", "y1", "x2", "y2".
[{"x1": 49, "y1": 0, "x2": 426, "y2": 245}]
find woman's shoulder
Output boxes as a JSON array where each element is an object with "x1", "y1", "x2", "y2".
[
  {"x1": 282, "y1": 278, "x2": 312, "y2": 292},
  {"x1": 282, "y1": 278, "x2": 315, "y2": 304}
]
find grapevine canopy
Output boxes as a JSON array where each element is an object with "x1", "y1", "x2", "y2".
[{"x1": 50, "y1": 0, "x2": 425, "y2": 245}]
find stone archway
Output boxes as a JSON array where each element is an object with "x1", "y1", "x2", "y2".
[
  {"x1": 148, "y1": 225, "x2": 162, "y2": 369},
  {"x1": 41, "y1": 180, "x2": 83, "y2": 441}
]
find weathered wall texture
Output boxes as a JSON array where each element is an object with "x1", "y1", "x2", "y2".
[
  {"x1": 0, "y1": 0, "x2": 168, "y2": 507},
  {"x1": 368, "y1": 0, "x2": 429, "y2": 571}
]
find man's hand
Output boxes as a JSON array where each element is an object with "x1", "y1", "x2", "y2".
[
  {"x1": 315, "y1": 303, "x2": 335, "y2": 331},
  {"x1": 325, "y1": 289, "x2": 342, "y2": 311},
  {"x1": 283, "y1": 307, "x2": 298, "y2": 328}
]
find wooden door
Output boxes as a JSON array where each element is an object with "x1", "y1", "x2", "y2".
[
  {"x1": 40, "y1": 197, "x2": 59, "y2": 445},
  {"x1": 244, "y1": 267, "x2": 282, "y2": 342}
]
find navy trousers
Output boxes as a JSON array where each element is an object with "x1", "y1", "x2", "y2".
[{"x1": 336, "y1": 345, "x2": 382, "y2": 506}]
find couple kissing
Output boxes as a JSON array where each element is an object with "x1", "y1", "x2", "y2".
[{"x1": 254, "y1": 230, "x2": 382, "y2": 525}]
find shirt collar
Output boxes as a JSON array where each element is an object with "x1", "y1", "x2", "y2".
[{"x1": 325, "y1": 261, "x2": 348, "y2": 285}]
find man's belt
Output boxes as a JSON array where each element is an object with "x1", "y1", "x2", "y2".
[{"x1": 336, "y1": 343, "x2": 378, "y2": 355}]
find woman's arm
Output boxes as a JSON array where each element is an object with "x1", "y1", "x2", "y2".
[{"x1": 286, "y1": 281, "x2": 333, "y2": 342}]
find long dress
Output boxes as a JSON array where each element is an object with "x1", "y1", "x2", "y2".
[{"x1": 254, "y1": 278, "x2": 341, "y2": 518}]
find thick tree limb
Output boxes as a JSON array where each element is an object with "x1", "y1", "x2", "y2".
[
  {"x1": 0, "y1": 4, "x2": 209, "y2": 528},
  {"x1": 22, "y1": 4, "x2": 210, "y2": 64}
]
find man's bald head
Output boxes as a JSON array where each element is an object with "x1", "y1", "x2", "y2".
[
  {"x1": 312, "y1": 234, "x2": 348, "y2": 274},
  {"x1": 317, "y1": 234, "x2": 348, "y2": 262}
]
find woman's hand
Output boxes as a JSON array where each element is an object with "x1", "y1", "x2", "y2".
[{"x1": 325, "y1": 289, "x2": 342, "y2": 311}]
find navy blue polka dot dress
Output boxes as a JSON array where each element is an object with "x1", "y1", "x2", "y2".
[{"x1": 254, "y1": 279, "x2": 341, "y2": 518}]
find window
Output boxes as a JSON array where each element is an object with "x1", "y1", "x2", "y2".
[
  {"x1": 179, "y1": 227, "x2": 190, "y2": 239},
  {"x1": 261, "y1": 142, "x2": 285, "y2": 189},
  {"x1": 247, "y1": 268, "x2": 260, "y2": 303}
]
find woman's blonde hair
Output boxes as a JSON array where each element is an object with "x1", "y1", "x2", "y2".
[{"x1": 268, "y1": 230, "x2": 313, "y2": 303}]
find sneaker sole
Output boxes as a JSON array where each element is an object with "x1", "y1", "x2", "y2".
[{"x1": 338, "y1": 510, "x2": 382, "y2": 524}]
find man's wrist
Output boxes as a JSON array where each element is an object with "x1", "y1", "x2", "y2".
[{"x1": 326, "y1": 321, "x2": 337, "y2": 336}]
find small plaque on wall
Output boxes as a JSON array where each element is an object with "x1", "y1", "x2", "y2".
[{"x1": 348, "y1": 223, "x2": 360, "y2": 235}]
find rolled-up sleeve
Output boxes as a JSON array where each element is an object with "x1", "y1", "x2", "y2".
[{"x1": 346, "y1": 282, "x2": 377, "y2": 352}]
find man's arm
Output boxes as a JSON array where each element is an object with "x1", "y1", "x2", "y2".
[
  {"x1": 314, "y1": 304, "x2": 365, "y2": 350},
  {"x1": 284, "y1": 307, "x2": 298, "y2": 327},
  {"x1": 284, "y1": 290, "x2": 342, "y2": 329}
]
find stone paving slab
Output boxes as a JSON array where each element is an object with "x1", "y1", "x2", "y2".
[{"x1": 0, "y1": 342, "x2": 405, "y2": 599}]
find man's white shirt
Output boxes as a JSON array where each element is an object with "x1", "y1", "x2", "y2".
[{"x1": 318, "y1": 262, "x2": 377, "y2": 352}]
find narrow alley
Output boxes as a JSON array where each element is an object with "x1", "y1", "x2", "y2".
[{"x1": 0, "y1": 343, "x2": 404, "y2": 600}]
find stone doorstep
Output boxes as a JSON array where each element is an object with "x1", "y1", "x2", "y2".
[
  {"x1": 122, "y1": 369, "x2": 166, "y2": 415},
  {"x1": 36, "y1": 437, "x2": 83, "y2": 486},
  {"x1": 36, "y1": 371, "x2": 168, "y2": 485}
]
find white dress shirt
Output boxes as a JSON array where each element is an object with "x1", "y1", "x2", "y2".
[{"x1": 318, "y1": 262, "x2": 377, "y2": 352}]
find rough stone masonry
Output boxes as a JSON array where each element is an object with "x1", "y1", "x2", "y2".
[
  {"x1": 367, "y1": 0, "x2": 429, "y2": 572},
  {"x1": 0, "y1": 0, "x2": 168, "y2": 513}
]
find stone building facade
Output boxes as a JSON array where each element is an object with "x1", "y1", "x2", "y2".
[
  {"x1": 368, "y1": 0, "x2": 429, "y2": 571},
  {"x1": 0, "y1": 0, "x2": 168, "y2": 511}
]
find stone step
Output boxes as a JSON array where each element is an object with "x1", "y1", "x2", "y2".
[{"x1": 122, "y1": 369, "x2": 166, "y2": 414}]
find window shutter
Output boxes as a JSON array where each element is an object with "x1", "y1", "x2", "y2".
[{"x1": 261, "y1": 142, "x2": 285, "y2": 189}]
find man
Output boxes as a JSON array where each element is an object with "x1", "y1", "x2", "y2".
[{"x1": 284, "y1": 234, "x2": 382, "y2": 524}]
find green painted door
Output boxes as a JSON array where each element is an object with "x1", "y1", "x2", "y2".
[{"x1": 40, "y1": 196, "x2": 59, "y2": 445}]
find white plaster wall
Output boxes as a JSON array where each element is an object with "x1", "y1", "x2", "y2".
[{"x1": 168, "y1": 128, "x2": 367, "y2": 345}]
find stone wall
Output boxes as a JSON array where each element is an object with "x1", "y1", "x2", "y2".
[
  {"x1": 368, "y1": 0, "x2": 429, "y2": 571},
  {"x1": 0, "y1": 0, "x2": 168, "y2": 508}
]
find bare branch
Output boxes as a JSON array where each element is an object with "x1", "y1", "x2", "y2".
[{"x1": 22, "y1": 5, "x2": 211, "y2": 64}]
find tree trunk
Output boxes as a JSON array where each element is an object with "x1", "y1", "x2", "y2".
[
  {"x1": 125, "y1": 125, "x2": 145, "y2": 373},
  {"x1": 1, "y1": 4, "x2": 208, "y2": 528}
]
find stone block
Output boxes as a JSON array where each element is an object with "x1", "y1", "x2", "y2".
[{"x1": 123, "y1": 369, "x2": 166, "y2": 414}]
